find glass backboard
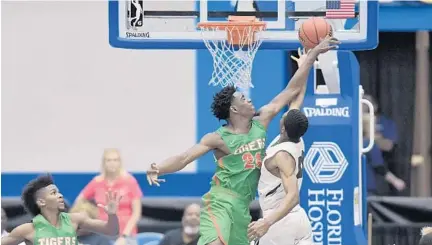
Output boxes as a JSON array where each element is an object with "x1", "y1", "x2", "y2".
[{"x1": 109, "y1": 0, "x2": 378, "y2": 50}]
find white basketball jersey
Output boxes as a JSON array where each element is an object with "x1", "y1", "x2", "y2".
[{"x1": 258, "y1": 134, "x2": 305, "y2": 212}]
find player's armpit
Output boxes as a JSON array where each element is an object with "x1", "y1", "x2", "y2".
[
  {"x1": 1, "y1": 223, "x2": 32, "y2": 245},
  {"x1": 70, "y1": 212, "x2": 119, "y2": 236},
  {"x1": 265, "y1": 151, "x2": 299, "y2": 226},
  {"x1": 156, "y1": 133, "x2": 220, "y2": 175}
]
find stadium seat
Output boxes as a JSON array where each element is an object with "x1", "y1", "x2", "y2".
[{"x1": 135, "y1": 232, "x2": 164, "y2": 245}]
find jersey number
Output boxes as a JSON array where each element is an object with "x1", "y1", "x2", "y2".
[
  {"x1": 242, "y1": 152, "x2": 262, "y2": 169},
  {"x1": 296, "y1": 151, "x2": 305, "y2": 179}
]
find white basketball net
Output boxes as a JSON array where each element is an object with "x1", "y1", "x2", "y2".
[{"x1": 198, "y1": 25, "x2": 265, "y2": 91}]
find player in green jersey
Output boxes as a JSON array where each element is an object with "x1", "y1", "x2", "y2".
[
  {"x1": 1, "y1": 174, "x2": 120, "y2": 245},
  {"x1": 146, "y1": 37, "x2": 340, "y2": 245}
]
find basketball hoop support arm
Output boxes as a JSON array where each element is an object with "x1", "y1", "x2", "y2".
[{"x1": 314, "y1": 51, "x2": 340, "y2": 94}]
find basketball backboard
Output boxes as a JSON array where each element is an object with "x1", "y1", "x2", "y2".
[{"x1": 109, "y1": 0, "x2": 378, "y2": 50}]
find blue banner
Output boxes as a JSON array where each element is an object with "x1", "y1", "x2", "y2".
[{"x1": 300, "y1": 52, "x2": 366, "y2": 245}]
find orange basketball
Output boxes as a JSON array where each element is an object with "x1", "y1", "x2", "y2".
[{"x1": 298, "y1": 17, "x2": 333, "y2": 49}]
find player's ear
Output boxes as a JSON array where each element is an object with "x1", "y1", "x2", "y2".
[
  {"x1": 36, "y1": 198, "x2": 46, "y2": 207},
  {"x1": 230, "y1": 105, "x2": 238, "y2": 113},
  {"x1": 281, "y1": 125, "x2": 286, "y2": 135}
]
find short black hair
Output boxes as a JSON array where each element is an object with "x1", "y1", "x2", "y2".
[
  {"x1": 211, "y1": 86, "x2": 236, "y2": 120},
  {"x1": 284, "y1": 109, "x2": 309, "y2": 140},
  {"x1": 22, "y1": 174, "x2": 54, "y2": 216}
]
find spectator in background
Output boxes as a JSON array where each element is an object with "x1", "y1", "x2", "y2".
[
  {"x1": 363, "y1": 115, "x2": 406, "y2": 195},
  {"x1": 1, "y1": 208, "x2": 25, "y2": 245},
  {"x1": 363, "y1": 94, "x2": 398, "y2": 154},
  {"x1": 364, "y1": 94, "x2": 400, "y2": 194},
  {"x1": 75, "y1": 149, "x2": 143, "y2": 245},
  {"x1": 420, "y1": 227, "x2": 432, "y2": 245},
  {"x1": 159, "y1": 203, "x2": 200, "y2": 245},
  {"x1": 70, "y1": 199, "x2": 112, "y2": 245},
  {"x1": 1, "y1": 208, "x2": 7, "y2": 236}
]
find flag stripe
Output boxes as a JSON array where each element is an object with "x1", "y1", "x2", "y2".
[{"x1": 326, "y1": 0, "x2": 355, "y2": 19}]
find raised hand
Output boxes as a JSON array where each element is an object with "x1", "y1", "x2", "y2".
[
  {"x1": 290, "y1": 48, "x2": 308, "y2": 67},
  {"x1": 311, "y1": 36, "x2": 341, "y2": 55},
  {"x1": 97, "y1": 190, "x2": 121, "y2": 215},
  {"x1": 146, "y1": 163, "x2": 166, "y2": 186}
]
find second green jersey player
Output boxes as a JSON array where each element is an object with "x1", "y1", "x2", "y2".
[{"x1": 1, "y1": 174, "x2": 120, "y2": 245}]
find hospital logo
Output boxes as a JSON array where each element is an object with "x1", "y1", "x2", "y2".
[{"x1": 304, "y1": 142, "x2": 348, "y2": 184}]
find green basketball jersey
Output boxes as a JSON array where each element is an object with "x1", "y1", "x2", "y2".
[
  {"x1": 211, "y1": 120, "x2": 266, "y2": 203},
  {"x1": 33, "y1": 212, "x2": 77, "y2": 245}
]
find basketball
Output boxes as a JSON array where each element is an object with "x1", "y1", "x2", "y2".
[{"x1": 298, "y1": 17, "x2": 333, "y2": 49}]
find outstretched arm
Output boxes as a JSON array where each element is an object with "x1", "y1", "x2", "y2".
[
  {"x1": 151, "y1": 133, "x2": 220, "y2": 176},
  {"x1": 71, "y1": 190, "x2": 121, "y2": 236},
  {"x1": 71, "y1": 212, "x2": 119, "y2": 236},
  {"x1": 287, "y1": 50, "x2": 309, "y2": 111},
  {"x1": 265, "y1": 151, "x2": 299, "y2": 225},
  {"x1": 279, "y1": 69, "x2": 308, "y2": 121},
  {"x1": 257, "y1": 51, "x2": 315, "y2": 127},
  {"x1": 366, "y1": 140, "x2": 406, "y2": 192},
  {"x1": 1, "y1": 223, "x2": 32, "y2": 245},
  {"x1": 257, "y1": 37, "x2": 340, "y2": 127}
]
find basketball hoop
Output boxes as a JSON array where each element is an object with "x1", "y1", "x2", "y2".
[{"x1": 197, "y1": 16, "x2": 266, "y2": 91}]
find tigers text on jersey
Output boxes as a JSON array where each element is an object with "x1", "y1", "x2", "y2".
[
  {"x1": 258, "y1": 134, "x2": 305, "y2": 212},
  {"x1": 33, "y1": 212, "x2": 77, "y2": 245}
]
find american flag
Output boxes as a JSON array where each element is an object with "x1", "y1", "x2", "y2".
[{"x1": 326, "y1": 0, "x2": 356, "y2": 19}]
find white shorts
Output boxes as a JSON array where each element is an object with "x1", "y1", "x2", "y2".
[{"x1": 258, "y1": 208, "x2": 313, "y2": 245}]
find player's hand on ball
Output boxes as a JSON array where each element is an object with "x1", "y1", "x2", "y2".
[
  {"x1": 146, "y1": 163, "x2": 165, "y2": 186},
  {"x1": 291, "y1": 48, "x2": 308, "y2": 67},
  {"x1": 247, "y1": 218, "x2": 271, "y2": 241},
  {"x1": 311, "y1": 36, "x2": 341, "y2": 55},
  {"x1": 97, "y1": 190, "x2": 122, "y2": 215}
]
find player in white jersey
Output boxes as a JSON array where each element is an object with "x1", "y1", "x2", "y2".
[{"x1": 248, "y1": 48, "x2": 313, "y2": 245}]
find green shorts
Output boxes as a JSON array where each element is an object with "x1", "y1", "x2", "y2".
[{"x1": 198, "y1": 186, "x2": 252, "y2": 245}]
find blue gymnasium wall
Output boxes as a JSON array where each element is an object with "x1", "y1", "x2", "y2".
[{"x1": 1, "y1": 51, "x2": 289, "y2": 203}]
